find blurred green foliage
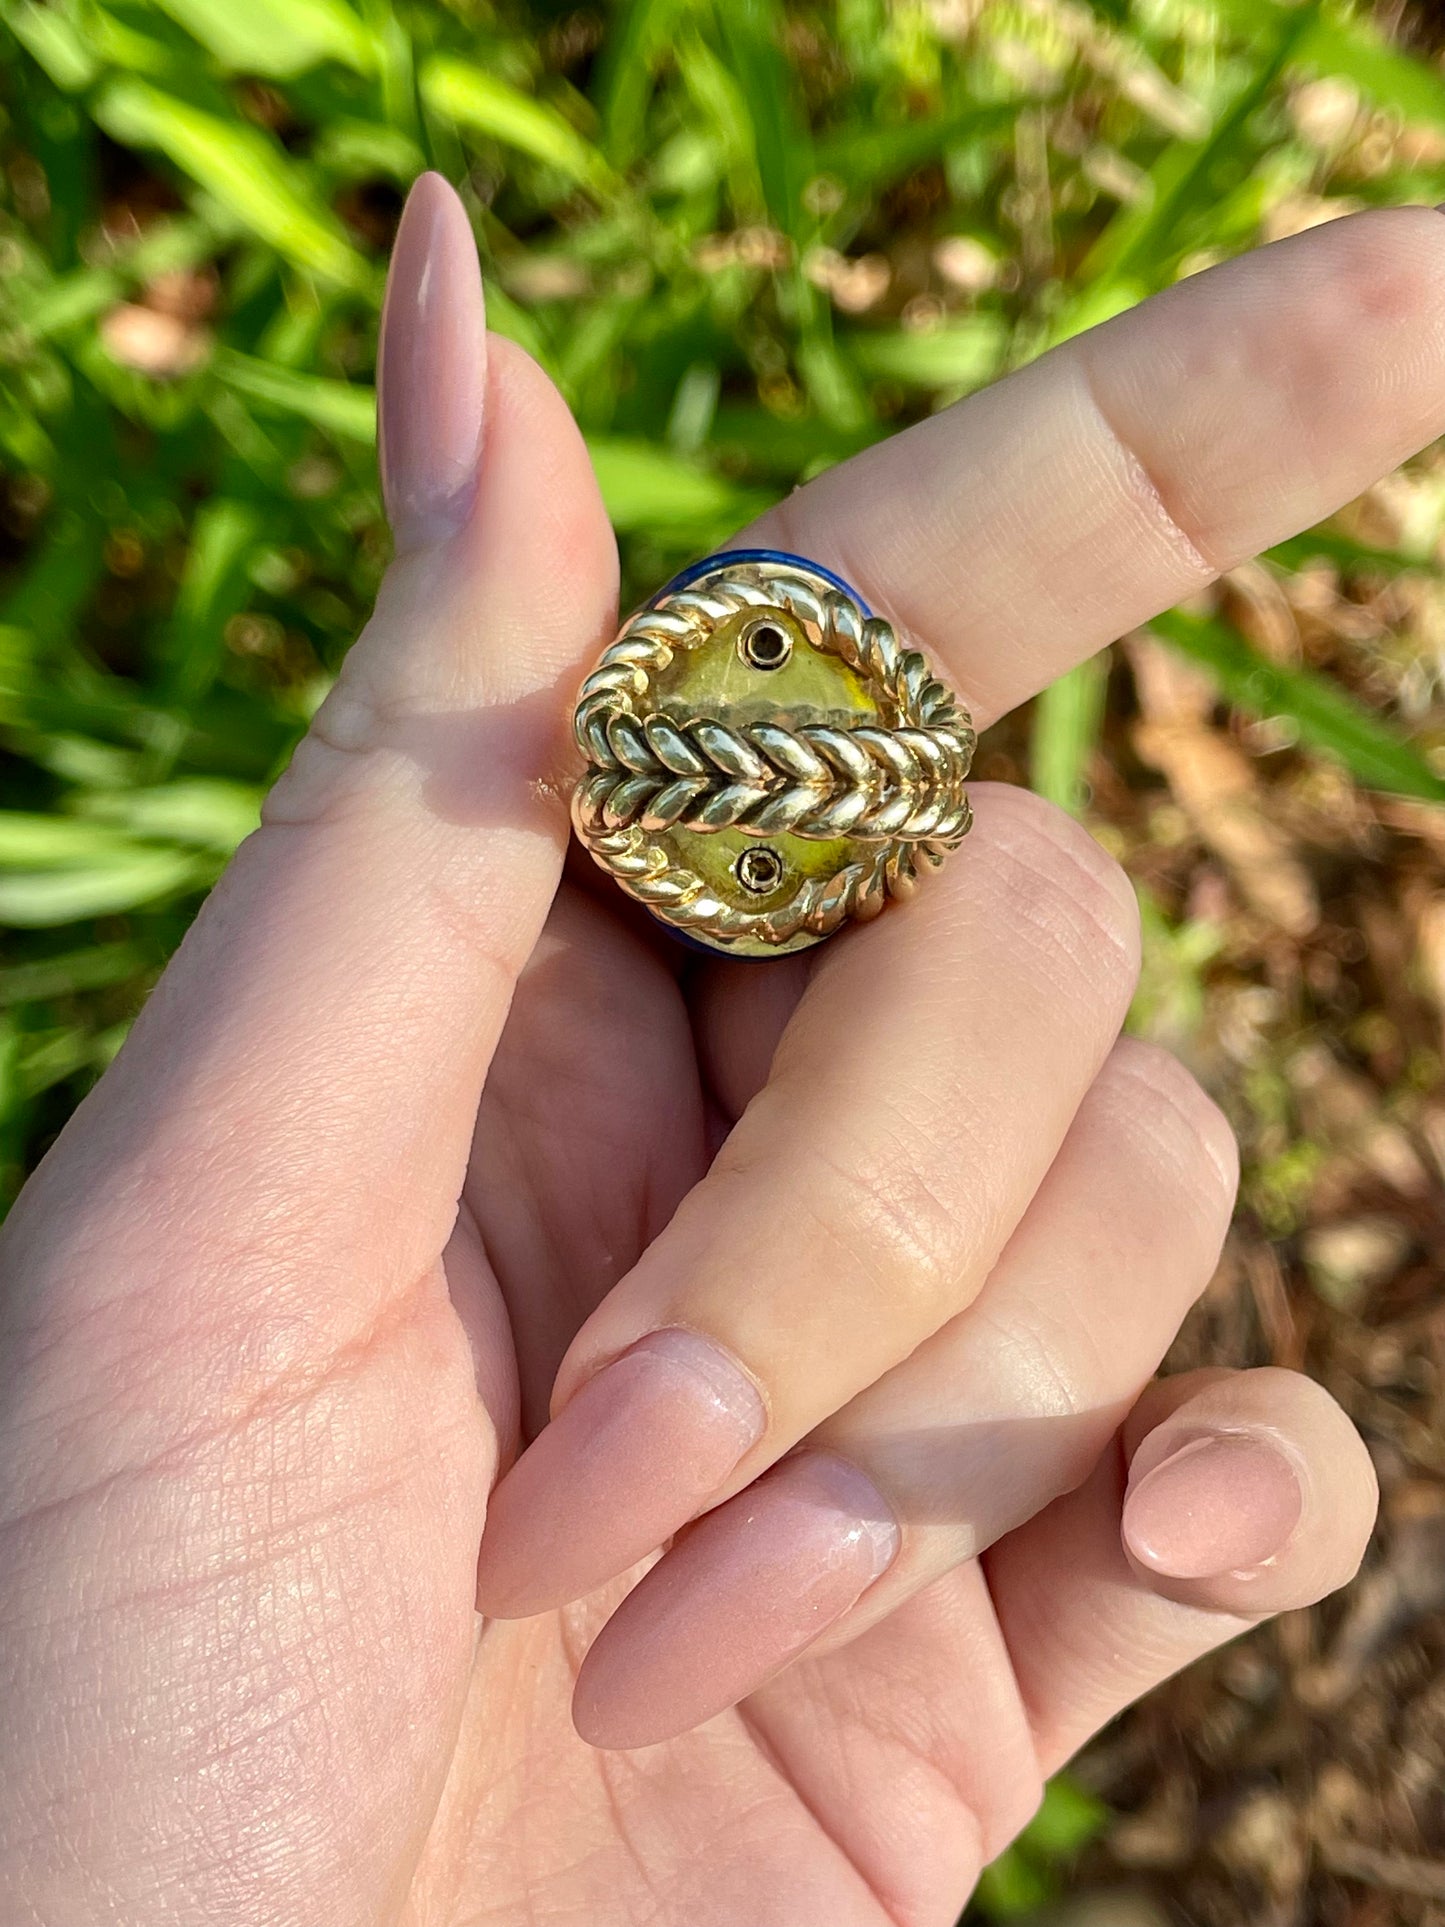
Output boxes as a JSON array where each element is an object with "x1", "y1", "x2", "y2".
[
  {"x1": 1, "y1": 0, "x2": 1444, "y2": 1226},
  {"x1": 974, "y1": 1773, "x2": 1109, "y2": 1916}
]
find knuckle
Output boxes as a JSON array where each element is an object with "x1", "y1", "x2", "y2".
[
  {"x1": 1210, "y1": 209, "x2": 1445, "y2": 498},
  {"x1": 260, "y1": 636, "x2": 573, "y2": 840},
  {"x1": 261, "y1": 652, "x2": 413, "y2": 833},
  {"x1": 1261, "y1": 210, "x2": 1445, "y2": 452},
  {"x1": 973, "y1": 782, "x2": 1141, "y2": 992},
  {"x1": 1073, "y1": 206, "x2": 1445, "y2": 581},
  {"x1": 790, "y1": 1121, "x2": 979, "y2": 1322},
  {"x1": 971, "y1": 1299, "x2": 1096, "y2": 1423},
  {"x1": 1308, "y1": 204, "x2": 1445, "y2": 337},
  {"x1": 1076, "y1": 362, "x2": 1218, "y2": 578}
]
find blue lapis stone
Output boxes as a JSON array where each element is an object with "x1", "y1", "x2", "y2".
[{"x1": 650, "y1": 548, "x2": 874, "y2": 619}]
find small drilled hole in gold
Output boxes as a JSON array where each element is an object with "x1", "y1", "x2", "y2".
[
  {"x1": 734, "y1": 846, "x2": 786, "y2": 895},
  {"x1": 739, "y1": 619, "x2": 791, "y2": 671}
]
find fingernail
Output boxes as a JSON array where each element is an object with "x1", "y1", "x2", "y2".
[
  {"x1": 1123, "y1": 1432, "x2": 1303, "y2": 1580},
  {"x1": 377, "y1": 172, "x2": 488, "y2": 550},
  {"x1": 573, "y1": 1452, "x2": 900, "y2": 1749},
  {"x1": 476, "y1": 1329, "x2": 766, "y2": 1618}
]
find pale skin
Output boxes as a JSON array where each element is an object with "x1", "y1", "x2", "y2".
[{"x1": 6, "y1": 173, "x2": 1441, "y2": 1926}]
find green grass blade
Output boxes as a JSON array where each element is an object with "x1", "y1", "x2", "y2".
[
  {"x1": 14, "y1": 1020, "x2": 128, "y2": 1101},
  {"x1": 213, "y1": 348, "x2": 378, "y2": 441},
  {"x1": 0, "y1": 0, "x2": 100, "y2": 91},
  {"x1": 1031, "y1": 653, "x2": 1110, "y2": 816},
  {"x1": 586, "y1": 437, "x2": 769, "y2": 533},
  {"x1": 846, "y1": 316, "x2": 1006, "y2": 390},
  {"x1": 1152, "y1": 606, "x2": 1445, "y2": 803},
  {"x1": 1076, "y1": 5, "x2": 1314, "y2": 300},
  {"x1": 0, "y1": 940, "x2": 149, "y2": 1004},
  {"x1": 78, "y1": 779, "x2": 262, "y2": 850},
  {"x1": 0, "y1": 513, "x2": 105, "y2": 651},
  {"x1": 0, "y1": 814, "x2": 160, "y2": 865},
  {"x1": 1298, "y1": 11, "x2": 1445, "y2": 126},
  {"x1": 594, "y1": 0, "x2": 693, "y2": 166},
  {"x1": 420, "y1": 54, "x2": 616, "y2": 194},
  {"x1": 814, "y1": 102, "x2": 1020, "y2": 192},
  {"x1": 1266, "y1": 530, "x2": 1444, "y2": 578},
  {"x1": 712, "y1": 0, "x2": 813, "y2": 240},
  {"x1": 0, "y1": 849, "x2": 212, "y2": 925},
  {"x1": 149, "y1": 0, "x2": 378, "y2": 78},
  {"x1": 158, "y1": 497, "x2": 264, "y2": 708},
  {"x1": 93, "y1": 78, "x2": 374, "y2": 290}
]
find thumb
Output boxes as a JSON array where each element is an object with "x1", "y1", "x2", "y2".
[{"x1": 6, "y1": 173, "x2": 618, "y2": 1386}]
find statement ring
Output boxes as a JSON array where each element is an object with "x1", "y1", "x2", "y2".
[{"x1": 570, "y1": 548, "x2": 975, "y2": 958}]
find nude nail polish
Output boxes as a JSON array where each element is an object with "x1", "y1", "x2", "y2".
[
  {"x1": 572, "y1": 1451, "x2": 900, "y2": 1749},
  {"x1": 1122, "y1": 1432, "x2": 1303, "y2": 1580},
  {"x1": 377, "y1": 172, "x2": 488, "y2": 549},
  {"x1": 476, "y1": 1328, "x2": 767, "y2": 1618}
]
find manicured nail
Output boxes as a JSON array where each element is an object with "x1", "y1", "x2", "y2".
[
  {"x1": 475, "y1": 1329, "x2": 766, "y2": 1618},
  {"x1": 572, "y1": 1451, "x2": 900, "y2": 1749},
  {"x1": 377, "y1": 172, "x2": 488, "y2": 550},
  {"x1": 1122, "y1": 1432, "x2": 1303, "y2": 1580}
]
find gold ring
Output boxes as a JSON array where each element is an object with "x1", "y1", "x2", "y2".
[{"x1": 570, "y1": 548, "x2": 975, "y2": 958}]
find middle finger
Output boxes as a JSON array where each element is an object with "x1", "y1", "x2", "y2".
[{"x1": 475, "y1": 782, "x2": 1138, "y2": 1617}]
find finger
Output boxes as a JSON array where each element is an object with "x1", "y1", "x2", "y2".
[
  {"x1": 691, "y1": 953, "x2": 812, "y2": 1123},
  {"x1": 569, "y1": 1038, "x2": 1236, "y2": 1747},
  {"x1": 627, "y1": 224, "x2": 1445, "y2": 1083},
  {"x1": 1116, "y1": 1366, "x2": 1378, "y2": 1614},
  {"x1": 737, "y1": 207, "x2": 1445, "y2": 724},
  {"x1": 475, "y1": 783, "x2": 1140, "y2": 1616},
  {"x1": 984, "y1": 1365, "x2": 1379, "y2": 1775},
  {"x1": 466, "y1": 880, "x2": 710, "y2": 1437},
  {"x1": 735, "y1": 1563, "x2": 1046, "y2": 1911},
  {"x1": 4, "y1": 177, "x2": 617, "y2": 1385},
  {"x1": 686, "y1": 209, "x2": 1445, "y2": 1126}
]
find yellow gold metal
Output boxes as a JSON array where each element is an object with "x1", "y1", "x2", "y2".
[{"x1": 570, "y1": 553, "x2": 975, "y2": 958}]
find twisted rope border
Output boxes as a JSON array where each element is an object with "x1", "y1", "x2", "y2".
[{"x1": 570, "y1": 563, "x2": 974, "y2": 950}]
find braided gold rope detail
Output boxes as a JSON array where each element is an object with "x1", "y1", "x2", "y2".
[
  {"x1": 570, "y1": 565, "x2": 973, "y2": 949},
  {"x1": 578, "y1": 713, "x2": 972, "y2": 840}
]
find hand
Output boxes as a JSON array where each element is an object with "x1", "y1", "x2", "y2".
[{"x1": 1, "y1": 174, "x2": 1428, "y2": 1927}]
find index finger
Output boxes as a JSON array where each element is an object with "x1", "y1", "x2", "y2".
[{"x1": 738, "y1": 206, "x2": 1445, "y2": 725}]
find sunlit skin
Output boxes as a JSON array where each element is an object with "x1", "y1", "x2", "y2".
[{"x1": 7, "y1": 174, "x2": 1444, "y2": 1925}]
